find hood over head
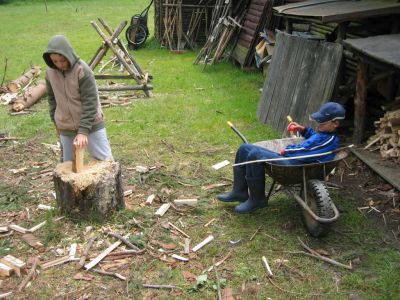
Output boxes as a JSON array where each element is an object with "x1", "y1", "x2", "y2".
[{"x1": 43, "y1": 35, "x2": 79, "y2": 69}]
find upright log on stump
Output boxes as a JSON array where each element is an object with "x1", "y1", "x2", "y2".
[{"x1": 53, "y1": 160, "x2": 124, "y2": 220}]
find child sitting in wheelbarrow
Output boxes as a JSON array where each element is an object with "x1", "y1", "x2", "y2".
[{"x1": 217, "y1": 102, "x2": 345, "y2": 214}]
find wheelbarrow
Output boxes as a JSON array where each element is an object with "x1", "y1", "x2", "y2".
[
  {"x1": 251, "y1": 138, "x2": 349, "y2": 237},
  {"x1": 126, "y1": 0, "x2": 153, "y2": 49},
  {"x1": 227, "y1": 123, "x2": 350, "y2": 237}
]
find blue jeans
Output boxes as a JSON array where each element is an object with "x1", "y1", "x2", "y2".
[{"x1": 235, "y1": 144, "x2": 303, "y2": 179}]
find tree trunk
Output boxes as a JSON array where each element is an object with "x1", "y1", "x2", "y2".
[
  {"x1": 6, "y1": 66, "x2": 41, "y2": 93},
  {"x1": 53, "y1": 160, "x2": 124, "y2": 220},
  {"x1": 12, "y1": 80, "x2": 46, "y2": 111}
]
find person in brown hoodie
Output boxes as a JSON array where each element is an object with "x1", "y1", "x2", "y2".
[{"x1": 43, "y1": 35, "x2": 113, "y2": 162}]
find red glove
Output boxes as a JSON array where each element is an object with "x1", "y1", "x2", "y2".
[
  {"x1": 280, "y1": 149, "x2": 285, "y2": 156},
  {"x1": 287, "y1": 122, "x2": 305, "y2": 133}
]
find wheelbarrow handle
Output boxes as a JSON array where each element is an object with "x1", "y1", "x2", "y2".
[
  {"x1": 233, "y1": 144, "x2": 354, "y2": 167},
  {"x1": 227, "y1": 121, "x2": 249, "y2": 144}
]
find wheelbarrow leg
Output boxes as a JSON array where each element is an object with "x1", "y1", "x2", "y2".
[{"x1": 266, "y1": 180, "x2": 276, "y2": 202}]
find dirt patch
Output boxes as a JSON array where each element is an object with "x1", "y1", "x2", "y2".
[{"x1": 331, "y1": 154, "x2": 400, "y2": 244}]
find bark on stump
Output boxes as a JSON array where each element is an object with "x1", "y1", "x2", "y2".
[{"x1": 53, "y1": 160, "x2": 124, "y2": 220}]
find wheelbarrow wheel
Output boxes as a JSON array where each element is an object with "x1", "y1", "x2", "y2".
[
  {"x1": 126, "y1": 24, "x2": 148, "y2": 47},
  {"x1": 301, "y1": 179, "x2": 334, "y2": 237}
]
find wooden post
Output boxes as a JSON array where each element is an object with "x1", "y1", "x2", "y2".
[
  {"x1": 72, "y1": 144, "x2": 84, "y2": 173},
  {"x1": 353, "y1": 61, "x2": 368, "y2": 144}
]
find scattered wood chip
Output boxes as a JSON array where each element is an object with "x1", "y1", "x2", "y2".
[
  {"x1": 201, "y1": 183, "x2": 230, "y2": 191},
  {"x1": 145, "y1": 194, "x2": 155, "y2": 205},
  {"x1": 123, "y1": 189, "x2": 133, "y2": 197},
  {"x1": 0, "y1": 255, "x2": 26, "y2": 277},
  {"x1": 0, "y1": 227, "x2": 8, "y2": 233},
  {"x1": 84, "y1": 238, "x2": 124, "y2": 270},
  {"x1": 73, "y1": 272, "x2": 95, "y2": 281},
  {"x1": 212, "y1": 160, "x2": 230, "y2": 170},
  {"x1": 262, "y1": 256, "x2": 273, "y2": 278},
  {"x1": 9, "y1": 224, "x2": 28, "y2": 234},
  {"x1": 192, "y1": 235, "x2": 214, "y2": 252},
  {"x1": 173, "y1": 199, "x2": 198, "y2": 206},
  {"x1": 155, "y1": 203, "x2": 171, "y2": 216},
  {"x1": 171, "y1": 254, "x2": 189, "y2": 262},
  {"x1": 0, "y1": 262, "x2": 13, "y2": 277},
  {"x1": 21, "y1": 234, "x2": 45, "y2": 252},
  {"x1": 37, "y1": 204, "x2": 54, "y2": 211}
]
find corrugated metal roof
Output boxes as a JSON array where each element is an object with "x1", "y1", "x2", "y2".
[{"x1": 273, "y1": 0, "x2": 400, "y2": 23}]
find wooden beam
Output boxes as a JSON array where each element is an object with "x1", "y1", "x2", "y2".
[{"x1": 353, "y1": 61, "x2": 368, "y2": 144}]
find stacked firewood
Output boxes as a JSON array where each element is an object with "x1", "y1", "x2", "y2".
[{"x1": 366, "y1": 109, "x2": 400, "y2": 162}]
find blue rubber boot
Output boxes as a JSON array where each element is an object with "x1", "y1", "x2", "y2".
[
  {"x1": 217, "y1": 167, "x2": 248, "y2": 202},
  {"x1": 235, "y1": 177, "x2": 267, "y2": 213}
]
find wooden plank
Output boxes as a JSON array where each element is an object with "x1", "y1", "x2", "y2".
[
  {"x1": 173, "y1": 199, "x2": 198, "y2": 206},
  {"x1": 343, "y1": 34, "x2": 400, "y2": 69},
  {"x1": 257, "y1": 31, "x2": 342, "y2": 133},
  {"x1": 351, "y1": 147, "x2": 400, "y2": 191},
  {"x1": 84, "y1": 240, "x2": 122, "y2": 270}
]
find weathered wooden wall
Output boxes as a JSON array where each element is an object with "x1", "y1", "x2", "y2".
[{"x1": 257, "y1": 31, "x2": 343, "y2": 133}]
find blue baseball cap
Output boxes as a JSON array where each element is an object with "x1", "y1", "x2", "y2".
[{"x1": 310, "y1": 102, "x2": 345, "y2": 123}]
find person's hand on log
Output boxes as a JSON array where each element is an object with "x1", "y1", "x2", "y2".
[
  {"x1": 287, "y1": 122, "x2": 305, "y2": 134},
  {"x1": 74, "y1": 133, "x2": 88, "y2": 148}
]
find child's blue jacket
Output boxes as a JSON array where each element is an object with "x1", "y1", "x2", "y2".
[{"x1": 283, "y1": 127, "x2": 339, "y2": 163}]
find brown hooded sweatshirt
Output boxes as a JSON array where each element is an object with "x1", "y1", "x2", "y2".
[{"x1": 43, "y1": 35, "x2": 104, "y2": 136}]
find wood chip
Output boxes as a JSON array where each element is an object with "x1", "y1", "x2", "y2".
[
  {"x1": 155, "y1": 203, "x2": 171, "y2": 216},
  {"x1": 171, "y1": 254, "x2": 189, "y2": 262},
  {"x1": 21, "y1": 234, "x2": 45, "y2": 252},
  {"x1": 0, "y1": 262, "x2": 13, "y2": 277},
  {"x1": 173, "y1": 199, "x2": 198, "y2": 206},
  {"x1": 146, "y1": 194, "x2": 155, "y2": 205},
  {"x1": 0, "y1": 255, "x2": 26, "y2": 277},
  {"x1": 192, "y1": 235, "x2": 214, "y2": 252},
  {"x1": 9, "y1": 224, "x2": 28, "y2": 234}
]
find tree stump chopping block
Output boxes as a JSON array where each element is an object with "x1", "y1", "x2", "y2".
[{"x1": 53, "y1": 160, "x2": 124, "y2": 220}]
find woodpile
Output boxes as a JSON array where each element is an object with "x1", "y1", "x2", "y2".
[
  {"x1": 366, "y1": 108, "x2": 400, "y2": 162},
  {"x1": 0, "y1": 66, "x2": 45, "y2": 113}
]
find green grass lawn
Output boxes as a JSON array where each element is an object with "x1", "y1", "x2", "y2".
[{"x1": 0, "y1": 1, "x2": 399, "y2": 299}]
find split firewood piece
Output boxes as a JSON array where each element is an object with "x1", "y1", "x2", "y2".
[
  {"x1": 168, "y1": 222, "x2": 190, "y2": 238},
  {"x1": 0, "y1": 226, "x2": 9, "y2": 233},
  {"x1": 192, "y1": 235, "x2": 214, "y2": 252},
  {"x1": 173, "y1": 199, "x2": 198, "y2": 206},
  {"x1": 184, "y1": 238, "x2": 190, "y2": 254},
  {"x1": 171, "y1": 254, "x2": 189, "y2": 262},
  {"x1": 72, "y1": 144, "x2": 84, "y2": 173},
  {"x1": 77, "y1": 237, "x2": 97, "y2": 269},
  {"x1": 106, "y1": 232, "x2": 140, "y2": 251},
  {"x1": 40, "y1": 256, "x2": 70, "y2": 270},
  {"x1": 123, "y1": 189, "x2": 133, "y2": 197},
  {"x1": 155, "y1": 203, "x2": 171, "y2": 216},
  {"x1": 84, "y1": 235, "x2": 127, "y2": 270},
  {"x1": 21, "y1": 233, "x2": 45, "y2": 252},
  {"x1": 0, "y1": 292, "x2": 13, "y2": 298},
  {"x1": 142, "y1": 284, "x2": 177, "y2": 289},
  {"x1": 262, "y1": 256, "x2": 273, "y2": 278},
  {"x1": 17, "y1": 257, "x2": 39, "y2": 292},
  {"x1": 0, "y1": 262, "x2": 13, "y2": 277},
  {"x1": 12, "y1": 80, "x2": 46, "y2": 112},
  {"x1": 0, "y1": 255, "x2": 26, "y2": 277},
  {"x1": 28, "y1": 221, "x2": 46, "y2": 233},
  {"x1": 146, "y1": 194, "x2": 155, "y2": 205},
  {"x1": 8, "y1": 224, "x2": 28, "y2": 234},
  {"x1": 7, "y1": 66, "x2": 41, "y2": 93}
]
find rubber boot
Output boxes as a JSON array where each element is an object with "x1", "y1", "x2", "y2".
[
  {"x1": 217, "y1": 167, "x2": 248, "y2": 202},
  {"x1": 235, "y1": 177, "x2": 267, "y2": 213}
]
